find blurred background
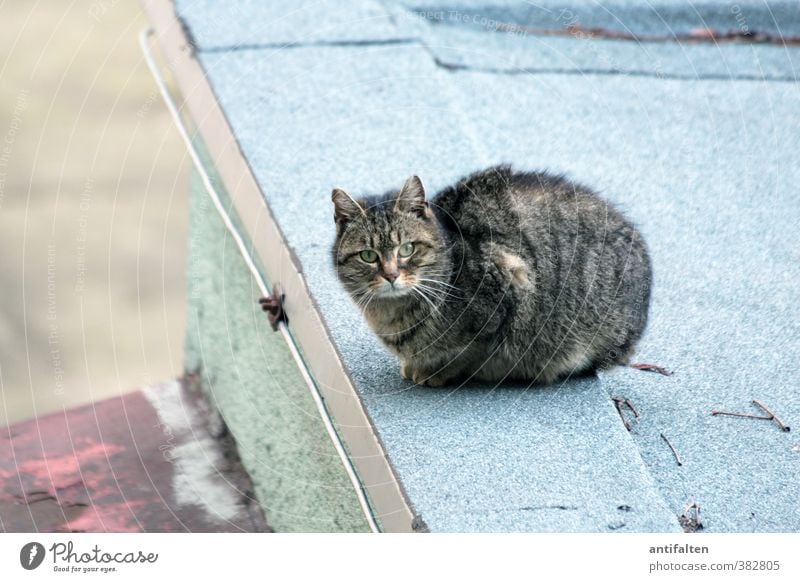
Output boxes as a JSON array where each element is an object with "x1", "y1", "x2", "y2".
[{"x1": 0, "y1": 0, "x2": 188, "y2": 426}]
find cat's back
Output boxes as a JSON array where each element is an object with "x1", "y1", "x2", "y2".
[
  {"x1": 431, "y1": 165, "x2": 515, "y2": 233},
  {"x1": 432, "y1": 165, "x2": 608, "y2": 235}
]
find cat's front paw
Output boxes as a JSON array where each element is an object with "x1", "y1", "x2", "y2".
[
  {"x1": 400, "y1": 361, "x2": 411, "y2": 380},
  {"x1": 410, "y1": 368, "x2": 449, "y2": 387}
]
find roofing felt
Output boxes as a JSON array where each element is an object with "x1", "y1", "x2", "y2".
[{"x1": 172, "y1": 0, "x2": 800, "y2": 532}]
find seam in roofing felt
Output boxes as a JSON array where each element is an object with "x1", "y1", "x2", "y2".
[
  {"x1": 195, "y1": 37, "x2": 420, "y2": 55},
  {"x1": 379, "y1": 0, "x2": 799, "y2": 83},
  {"x1": 597, "y1": 375, "x2": 683, "y2": 530},
  {"x1": 430, "y1": 57, "x2": 800, "y2": 82},
  {"x1": 457, "y1": 22, "x2": 800, "y2": 47}
]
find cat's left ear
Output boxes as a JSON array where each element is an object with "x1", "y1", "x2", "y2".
[{"x1": 395, "y1": 175, "x2": 431, "y2": 218}]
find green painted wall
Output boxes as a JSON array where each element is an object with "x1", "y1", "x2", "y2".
[{"x1": 183, "y1": 142, "x2": 369, "y2": 532}]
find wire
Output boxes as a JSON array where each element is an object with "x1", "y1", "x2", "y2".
[{"x1": 139, "y1": 28, "x2": 380, "y2": 533}]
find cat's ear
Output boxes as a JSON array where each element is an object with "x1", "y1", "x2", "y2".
[
  {"x1": 395, "y1": 175, "x2": 430, "y2": 218},
  {"x1": 332, "y1": 188, "x2": 365, "y2": 227}
]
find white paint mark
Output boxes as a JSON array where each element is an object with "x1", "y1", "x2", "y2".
[{"x1": 142, "y1": 381, "x2": 243, "y2": 523}]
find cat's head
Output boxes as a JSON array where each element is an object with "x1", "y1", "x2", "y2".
[{"x1": 331, "y1": 175, "x2": 449, "y2": 305}]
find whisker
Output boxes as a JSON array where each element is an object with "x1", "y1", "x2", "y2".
[
  {"x1": 411, "y1": 287, "x2": 445, "y2": 324},
  {"x1": 353, "y1": 288, "x2": 376, "y2": 311},
  {"x1": 416, "y1": 278, "x2": 462, "y2": 293},
  {"x1": 414, "y1": 282, "x2": 461, "y2": 303}
]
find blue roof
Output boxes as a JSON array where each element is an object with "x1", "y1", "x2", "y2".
[
  {"x1": 175, "y1": 0, "x2": 800, "y2": 532},
  {"x1": 397, "y1": 0, "x2": 800, "y2": 37}
]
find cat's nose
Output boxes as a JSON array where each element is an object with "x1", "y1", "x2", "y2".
[{"x1": 382, "y1": 260, "x2": 399, "y2": 285}]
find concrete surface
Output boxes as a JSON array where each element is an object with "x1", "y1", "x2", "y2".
[
  {"x1": 173, "y1": 0, "x2": 800, "y2": 532},
  {"x1": 0, "y1": 379, "x2": 267, "y2": 532},
  {"x1": 0, "y1": 0, "x2": 189, "y2": 427}
]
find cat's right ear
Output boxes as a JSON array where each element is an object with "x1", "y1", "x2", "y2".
[{"x1": 332, "y1": 188, "x2": 365, "y2": 229}]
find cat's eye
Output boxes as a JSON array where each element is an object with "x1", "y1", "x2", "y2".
[
  {"x1": 359, "y1": 249, "x2": 379, "y2": 263},
  {"x1": 398, "y1": 242, "x2": 415, "y2": 257}
]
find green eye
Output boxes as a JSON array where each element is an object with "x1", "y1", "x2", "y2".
[
  {"x1": 398, "y1": 242, "x2": 415, "y2": 257},
  {"x1": 359, "y1": 249, "x2": 379, "y2": 263}
]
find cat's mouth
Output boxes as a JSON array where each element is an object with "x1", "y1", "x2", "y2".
[{"x1": 374, "y1": 280, "x2": 412, "y2": 299}]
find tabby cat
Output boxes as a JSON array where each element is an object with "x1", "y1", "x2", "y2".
[{"x1": 331, "y1": 165, "x2": 651, "y2": 387}]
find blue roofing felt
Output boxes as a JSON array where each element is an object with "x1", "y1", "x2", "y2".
[
  {"x1": 446, "y1": 65, "x2": 800, "y2": 532},
  {"x1": 174, "y1": 0, "x2": 800, "y2": 532},
  {"x1": 397, "y1": 0, "x2": 800, "y2": 37},
  {"x1": 174, "y1": 0, "x2": 405, "y2": 49},
  {"x1": 424, "y1": 23, "x2": 800, "y2": 80}
]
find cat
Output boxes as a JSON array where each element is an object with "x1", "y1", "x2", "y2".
[{"x1": 331, "y1": 165, "x2": 652, "y2": 387}]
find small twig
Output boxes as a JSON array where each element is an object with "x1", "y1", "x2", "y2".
[
  {"x1": 660, "y1": 433, "x2": 683, "y2": 466},
  {"x1": 711, "y1": 410, "x2": 772, "y2": 421},
  {"x1": 614, "y1": 405, "x2": 631, "y2": 431},
  {"x1": 683, "y1": 501, "x2": 696, "y2": 514},
  {"x1": 495, "y1": 21, "x2": 800, "y2": 46},
  {"x1": 712, "y1": 401, "x2": 791, "y2": 432},
  {"x1": 679, "y1": 501, "x2": 703, "y2": 533},
  {"x1": 630, "y1": 362, "x2": 673, "y2": 376},
  {"x1": 752, "y1": 400, "x2": 791, "y2": 432},
  {"x1": 612, "y1": 396, "x2": 636, "y2": 412},
  {"x1": 612, "y1": 396, "x2": 639, "y2": 431}
]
